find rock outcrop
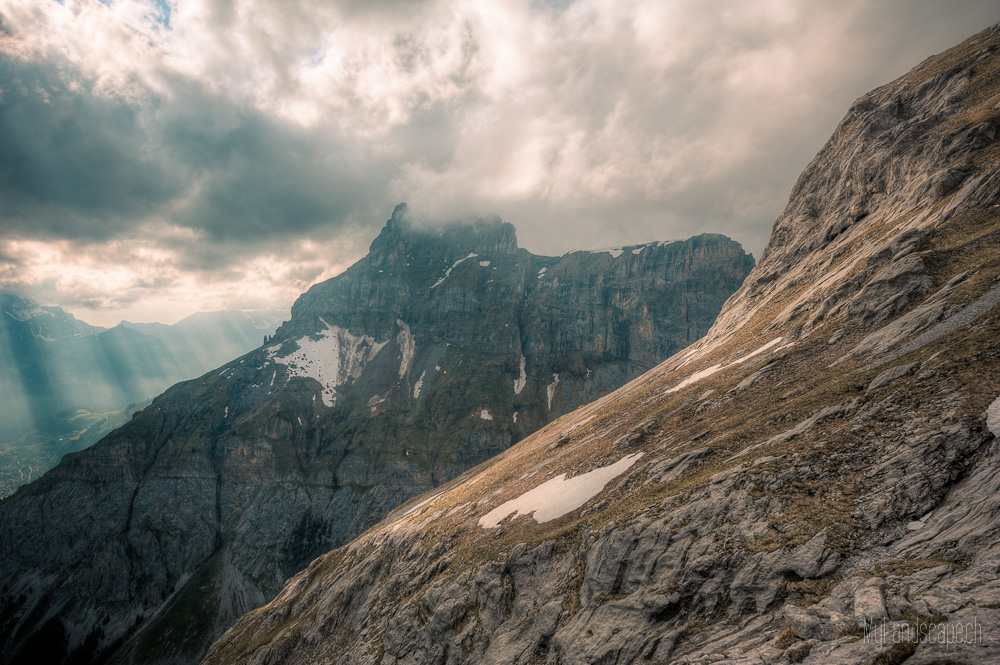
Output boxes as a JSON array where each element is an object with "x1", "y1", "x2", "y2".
[
  {"x1": 0, "y1": 214, "x2": 753, "y2": 665},
  {"x1": 203, "y1": 23, "x2": 1000, "y2": 665}
]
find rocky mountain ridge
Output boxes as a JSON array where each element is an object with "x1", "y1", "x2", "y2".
[
  {"x1": 203, "y1": 22, "x2": 1000, "y2": 665},
  {"x1": 0, "y1": 215, "x2": 753, "y2": 664}
]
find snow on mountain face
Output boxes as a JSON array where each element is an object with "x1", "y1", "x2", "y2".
[
  {"x1": 430, "y1": 253, "x2": 478, "y2": 288},
  {"x1": 546, "y1": 372, "x2": 560, "y2": 410},
  {"x1": 0, "y1": 294, "x2": 104, "y2": 338},
  {"x1": 478, "y1": 452, "x2": 643, "y2": 528},
  {"x1": 205, "y1": 24, "x2": 1000, "y2": 665},
  {"x1": 267, "y1": 317, "x2": 387, "y2": 406},
  {"x1": 3, "y1": 303, "x2": 48, "y2": 322},
  {"x1": 665, "y1": 336, "x2": 786, "y2": 394},
  {"x1": 513, "y1": 355, "x2": 527, "y2": 395},
  {"x1": 395, "y1": 320, "x2": 415, "y2": 378}
]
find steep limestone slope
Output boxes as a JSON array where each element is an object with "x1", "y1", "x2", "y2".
[
  {"x1": 0, "y1": 214, "x2": 752, "y2": 665},
  {"x1": 204, "y1": 23, "x2": 1000, "y2": 665}
]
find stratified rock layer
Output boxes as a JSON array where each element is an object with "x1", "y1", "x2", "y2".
[
  {"x1": 0, "y1": 213, "x2": 753, "y2": 665},
  {"x1": 204, "y1": 23, "x2": 1000, "y2": 665}
]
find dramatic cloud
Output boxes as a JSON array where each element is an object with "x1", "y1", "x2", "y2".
[{"x1": 0, "y1": 0, "x2": 997, "y2": 324}]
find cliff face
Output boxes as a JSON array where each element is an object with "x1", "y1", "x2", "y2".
[
  {"x1": 203, "y1": 23, "x2": 1000, "y2": 665},
  {"x1": 0, "y1": 213, "x2": 753, "y2": 665}
]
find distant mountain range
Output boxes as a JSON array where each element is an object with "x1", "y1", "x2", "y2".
[{"x1": 0, "y1": 294, "x2": 286, "y2": 495}]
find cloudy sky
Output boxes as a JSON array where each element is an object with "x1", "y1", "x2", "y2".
[{"x1": 0, "y1": 0, "x2": 997, "y2": 326}]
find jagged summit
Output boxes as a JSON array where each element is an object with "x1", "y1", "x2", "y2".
[
  {"x1": 367, "y1": 205, "x2": 519, "y2": 268},
  {"x1": 203, "y1": 23, "x2": 1000, "y2": 665}
]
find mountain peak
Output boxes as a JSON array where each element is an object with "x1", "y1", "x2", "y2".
[
  {"x1": 367, "y1": 204, "x2": 520, "y2": 267},
  {"x1": 0, "y1": 292, "x2": 105, "y2": 336},
  {"x1": 388, "y1": 201, "x2": 410, "y2": 227}
]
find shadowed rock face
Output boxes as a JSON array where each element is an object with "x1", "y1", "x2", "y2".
[
  {"x1": 203, "y1": 23, "x2": 1000, "y2": 665},
  {"x1": 0, "y1": 209, "x2": 753, "y2": 665}
]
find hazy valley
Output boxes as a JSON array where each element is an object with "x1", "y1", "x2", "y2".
[{"x1": 0, "y1": 299, "x2": 286, "y2": 497}]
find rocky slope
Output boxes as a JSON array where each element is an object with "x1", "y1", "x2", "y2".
[
  {"x1": 203, "y1": 23, "x2": 1000, "y2": 665},
  {"x1": 0, "y1": 296, "x2": 285, "y2": 496},
  {"x1": 0, "y1": 215, "x2": 752, "y2": 665}
]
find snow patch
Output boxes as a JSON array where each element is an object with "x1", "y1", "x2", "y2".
[
  {"x1": 547, "y1": 373, "x2": 560, "y2": 410},
  {"x1": 537, "y1": 267, "x2": 547, "y2": 278},
  {"x1": 986, "y1": 396, "x2": 1000, "y2": 437},
  {"x1": 573, "y1": 247, "x2": 624, "y2": 258},
  {"x1": 368, "y1": 394, "x2": 386, "y2": 413},
  {"x1": 479, "y1": 408, "x2": 493, "y2": 421},
  {"x1": 514, "y1": 355, "x2": 527, "y2": 395},
  {"x1": 413, "y1": 370, "x2": 426, "y2": 399},
  {"x1": 479, "y1": 260, "x2": 491, "y2": 267},
  {"x1": 396, "y1": 320, "x2": 415, "y2": 378},
  {"x1": 631, "y1": 247, "x2": 643, "y2": 255},
  {"x1": 675, "y1": 345, "x2": 702, "y2": 369},
  {"x1": 4, "y1": 304, "x2": 47, "y2": 321},
  {"x1": 513, "y1": 411, "x2": 518, "y2": 424},
  {"x1": 224, "y1": 406, "x2": 228, "y2": 419},
  {"x1": 430, "y1": 253, "x2": 478, "y2": 288},
  {"x1": 479, "y1": 453, "x2": 643, "y2": 528},
  {"x1": 267, "y1": 317, "x2": 388, "y2": 406},
  {"x1": 666, "y1": 338, "x2": 785, "y2": 394}
]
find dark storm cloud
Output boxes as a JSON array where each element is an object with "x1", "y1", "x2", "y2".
[
  {"x1": 164, "y1": 105, "x2": 383, "y2": 245},
  {"x1": 0, "y1": 49, "x2": 389, "y2": 254},
  {"x1": 0, "y1": 54, "x2": 181, "y2": 240}
]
